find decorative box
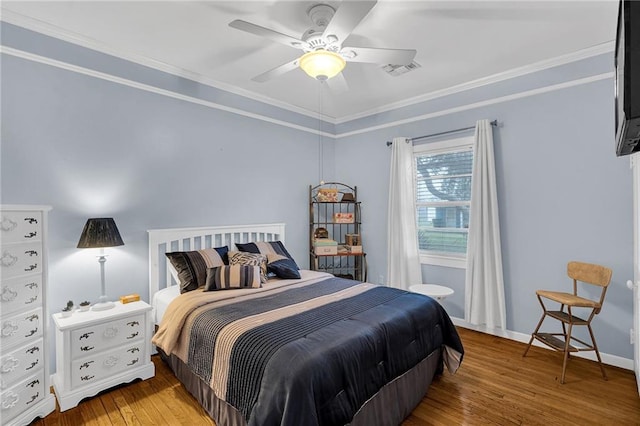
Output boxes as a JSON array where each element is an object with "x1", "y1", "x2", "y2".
[
  {"x1": 316, "y1": 189, "x2": 339, "y2": 202},
  {"x1": 314, "y1": 238, "x2": 338, "y2": 255},
  {"x1": 333, "y1": 213, "x2": 354, "y2": 223},
  {"x1": 346, "y1": 245, "x2": 363, "y2": 254}
]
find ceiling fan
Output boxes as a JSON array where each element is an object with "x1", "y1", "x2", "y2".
[{"x1": 228, "y1": 1, "x2": 416, "y2": 89}]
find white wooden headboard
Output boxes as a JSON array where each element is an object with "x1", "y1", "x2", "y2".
[{"x1": 148, "y1": 223, "x2": 286, "y2": 298}]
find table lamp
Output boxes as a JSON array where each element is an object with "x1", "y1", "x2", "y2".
[{"x1": 77, "y1": 218, "x2": 124, "y2": 311}]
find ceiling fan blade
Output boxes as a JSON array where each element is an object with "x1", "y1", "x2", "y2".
[
  {"x1": 326, "y1": 72, "x2": 349, "y2": 93},
  {"x1": 251, "y1": 57, "x2": 300, "y2": 83},
  {"x1": 322, "y1": 0, "x2": 377, "y2": 45},
  {"x1": 342, "y1": 47, "x2": 416, "y2": 65},
  {"x1": 229, "y1": 20, "x2": 307, "y2": 50}
]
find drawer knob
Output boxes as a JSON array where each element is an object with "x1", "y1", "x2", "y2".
[
  {"x1": 104, "y1": 356, "x2": 119, "y2": 367},
  {"x1": 24, "y1": 232, "x2": 37, "y2": 239},
  {"x1": 79, "y1": 361, "x2": 94, "y2": 370},
  {"x1": 80, "y1": 345, "x2": 94, "y2": 352},
  {"x1": 26, "y1": 392, "x2": 39, "y2": 405},
  {"x1": 24, "y1": 282, "x2": 38, "y2": 290},
  {"x1": 80, "y1": 375, "x2": 94, "y2": 382},
  {"x1": 127, "y1": 358, "x2": 139, "y2": 366},
  {"x1": 127, "y1": 321, "x2": 139, "y2": 327},
  {"x1": 24, "y1": 218, "x2": 38, "y2": 225},
  {"x1": 24, "y1": 328, "x2": 37, "y2": 338},
  {"x1": 24, "y1": 250, "x2": 38, "y2": 257},
  {"x1": 25, "y1": 360, "x2": 38, "y2": 371},
  {"x1": 1, "y1": 286, "x2": 17, "y2": 302},
  {"x1": 1, "y1": 356, "x2": 19, "y2": 373},
  {"x1": 0, "y1": 217, "x2": 17, "y2": 232},
  {"x1": 103, "y1": 327, "x2": 118, "y2": 338},
  {"x1": 24, "y1": 264, "x2": 37, "y2": 272},
  {"x1": 127, "y1": 347, "x2": 140, "y2": 354},
  {"x1": 126, "y1": 332, "x2": 139, "y2": 340},
  {"x1": 25, "y1": 296, "x2": 38, "y2": 304},
  {"x1": 26, "y1": 379, "x2": 39, "y2": 388},
  {"x1": 1, "y1": 390, "x2": 18, "y2": 409},
  {"x1": 25, "y1": 346, "x2": 39, "y2": 355},
  {"x1": 79, "y1": 332, "x2": 94, "y2": 340}
]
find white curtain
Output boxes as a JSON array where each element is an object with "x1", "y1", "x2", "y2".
[
  {"x1": 465, "y1": 120, "x2": 506, "y2": 329},
  {"x1": 387, "y1": 137, "x2": 422, "y2": 289}
]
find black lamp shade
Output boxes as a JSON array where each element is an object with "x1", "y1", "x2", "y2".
[{"x1": 77, "y1": 218, "x2": 124, "y2": 248}]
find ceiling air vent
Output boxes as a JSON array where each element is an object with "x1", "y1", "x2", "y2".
[{"x1": 382, "y1": 61, "x2": 421, "y2": 77}]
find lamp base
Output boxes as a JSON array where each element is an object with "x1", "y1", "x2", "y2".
[{"x1": 91, "y1": 295, "x2": 115, "y2": 311}]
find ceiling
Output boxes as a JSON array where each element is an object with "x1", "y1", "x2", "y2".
[{"x1": 1, "y1": 1, "x2": 619, "y2": 122}]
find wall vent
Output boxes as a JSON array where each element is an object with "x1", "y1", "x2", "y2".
[{"x1": 382, "y1": 61, "x2": 421, "y2": 76}]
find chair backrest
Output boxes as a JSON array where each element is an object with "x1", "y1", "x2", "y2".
[
  {"x1": 567, "y1": 261, "x2": 612, "y2": 313},
  {"x1": 567, "y1": 261, "x2": 612, "y2": 287}
]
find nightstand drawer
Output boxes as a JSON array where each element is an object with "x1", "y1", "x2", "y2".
[
  {"x1": 0, "y1": 242, "x2": 43, "y2": 280},
  {"x1": 0, "y1": 372, "x2": 45, "y2": 425},
  {"x1": 0, "y1": 308, "x2": 42, "y2": 350},
  {"x1": 1, "y1": 275, "x2": 43, "y2": 318},
  {"x1": 71, "y1": 342, "x2": 145, "y2": 388},
  {"x1": 70, "y1": 314, "x2": 144, "y2": 359},
  {"x1": 0, "y1": 211, "x2": 42, "y2": 245},
  {"x1": 0, "y1": 338, "x2": 45, "y2": 390}
]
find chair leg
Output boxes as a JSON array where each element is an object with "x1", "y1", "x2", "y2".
[
  {"x1": 560, "y1": 322, "x2": 573, "y2": 384},
  {"x1": 587, "y1": 323, "x2": 608, "y2": 381},
  {"x1": 523, "y1": 311, "x2": 546, "y2": 357}
]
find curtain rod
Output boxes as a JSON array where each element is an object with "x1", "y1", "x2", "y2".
[{"x1": 385, "y1": 119, "x2": 498, "y2": 146}]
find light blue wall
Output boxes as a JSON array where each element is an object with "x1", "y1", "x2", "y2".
[
  {"x1": 1, "y1": 21, "x2": 634, "y2": 367},
  {"x1": 334, "y1": 53, "x2": 634, "y2": 360}
]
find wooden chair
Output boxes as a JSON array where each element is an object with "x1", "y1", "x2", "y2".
[{"x1": 523, "y1": 261, "x2": 612, "y2": 384}]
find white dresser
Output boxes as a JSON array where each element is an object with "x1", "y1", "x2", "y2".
[
  {"x1": 52, "y1": 301, "x2": 155, "y2": 411},
  {"x1": 0, "y1": 205, "x2": 56, "y2": 425}
]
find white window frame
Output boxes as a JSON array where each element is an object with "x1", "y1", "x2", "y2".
[{"x1": 413, "y1": 136, "x2": 474, "y2": 269}]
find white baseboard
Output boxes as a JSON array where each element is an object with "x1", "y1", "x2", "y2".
[{"x1": 451, "y1": 316, "x2": 634, "y2": 371}]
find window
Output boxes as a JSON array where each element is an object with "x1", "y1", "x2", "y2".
[{"x1": 414, "y1": 136, "x2": 473, "y2": 268}]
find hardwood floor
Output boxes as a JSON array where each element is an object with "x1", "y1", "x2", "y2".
[{"x1": 33, "y1": 328, "x2": 639, "y2": 425}]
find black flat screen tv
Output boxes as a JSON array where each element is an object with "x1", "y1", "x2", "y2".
[{"x1": 615, "y1": 0, "x2": 640, "y2": 156}]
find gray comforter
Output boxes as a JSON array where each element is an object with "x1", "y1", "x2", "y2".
[{"x1": 153, "y1": 273, "x2": 463, "y2": 426}]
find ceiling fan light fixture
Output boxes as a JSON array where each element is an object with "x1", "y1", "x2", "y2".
[{"x1": 299, "y1": 50, "x2": 346, "y2": 81}]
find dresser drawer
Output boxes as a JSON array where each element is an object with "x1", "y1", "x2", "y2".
[
  {"x1": 0, "y1": 211, "x2": 42, "y2": 245},
  {"x1": 71, "y1": 314, "x2": 144, "y2": 359},
  {"x1": 71, "y1": 342, "x2": 145, "y2": 389},
  {"x1": 1, "y1": 275, "x2": 43, "y2": 318},
  {"x1": 0, "y1": 242, "x2": 43, "y2": 280},
  {"x1": 0, "y1": 338, "x2": 45, "y2": 390},
  {"x1": 0, "y1": 372, "x2": 45, "y2": 425},
  {"x1": 0, "y1": 308, "x2": 42, "y2": 350}
]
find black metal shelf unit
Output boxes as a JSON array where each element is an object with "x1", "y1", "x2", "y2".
[{"x1": 309, "y1": 182, "x2": 367, "y2": 281}]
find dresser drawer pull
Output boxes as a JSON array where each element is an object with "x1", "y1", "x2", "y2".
[
  {"x1": 25, "y1": 250, "x2": 38, "y2": 257},
  {"x1": 80, "y1": 345, "x2": 94, "y2": 352},
  {"x1": 103, "y1": 327, "x2": 118, "y2": 338},
  {"x1": 1, "y1": 286, "x2": 17, "y2": 302},
  {"x1": 80, "y1": 375, "x2": 94, "y2": 381},
  {"x1": 126, "y1": 332, "x2": 139, "y2": 340},
  {"x1": 26, "y1": 392, "x2": 39, "y2": 405},
  {"x1": 1, "y1": 390, "x2": 19, "y2": 409},
  {"x1": 26, "y1": 314, "x2": 38, "y2": 322},
  {"x1": 0, "y1": 217, "x2": 17, "y2": 231},
  {"x1": 25, "y1": 328, "x2": 37, "y2": 338},
  {"x1": 24, "y1": 218, "x2": 38, "y2": 225},
  {"x1": 24, "y1": 232, "x2": 37, "y2": 239},
  {"x1": 79, "y1": 332, "x2": 94, "y2": 340},
  {"x1": 25, "y1": 282, "x2": 38, "y2": 290},
  {"x1": 0, "y1": 253, "x2": 18, "y2": 267},
  {"x1": 1, "y1": 356, "x2": 19, "y2": 373},
  {"x1": 79, "y1": 361, "x2": 94, "y2": 370},
  {"x1": 127, "y1": 321, "x2": 139, "y2": 327},
  {"x1": 26, "y1": 379, "x2": 39, "y2": 388},
  {"x1": 104, "y1": 356, "x2": 119, "y2": 367},
  {"x1": 127, "y1": 347, "x2": 140, "y2": 354},
  {"x1": 24, "y1": 264, "x2": 37, "y2": 272},
  {"x1": 127, "y1": 358, "x2": 139, "y2": 366},
  {"x1": 25, "y1": 346, "x2": 39, "y2": 354},
  {"x1": 25, "y1": 360, "x2": 38, "y2": 371},
  {"x1": 25, "y1": 296, "x2": 38, "y2": 304}
]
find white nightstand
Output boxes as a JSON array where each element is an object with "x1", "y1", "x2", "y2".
[
  {"x1": 51, "y1": 301, "x2": 155, "y2": 411},
  {"x1": 409, "y1": 284, "x2": 455, "y2": 302}
]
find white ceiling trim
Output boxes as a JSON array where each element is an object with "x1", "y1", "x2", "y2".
[
  {"x1": 0, "y1": 9, "x2": 335, "y2": 124},
  {"x1": 334, "y1": 72, "x2": 613, "y2": 140},
  {"x1": 0, "y1": 45, "x2": 336, "y2": 139},
  {"x1": 335, "y1": 41, "x2": 615, "y2": 124}
]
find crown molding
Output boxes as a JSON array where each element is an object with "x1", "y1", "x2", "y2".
[
  {"x1": 335, "y1": 41, "x2": 615, "y2": 125},
  {"x1": 0, "y1": 9, "x2": 337, "y2": 125},
  {"x1": 1, "y1": 46, "x2": 337, "y2": 139}
]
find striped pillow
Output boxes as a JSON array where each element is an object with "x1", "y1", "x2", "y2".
[
  {"x1": 204, "y1": 265, "x2": 261, "y2": 291},
  {"x1": 227, "y1": 251, "x2": 268, "y2": 283},
  {"x1": 236, "y1": 241, "x2": 300, "y2": 279},
  {"x1": 165, "y1": 246, "x2": 228, "y2": 293}
]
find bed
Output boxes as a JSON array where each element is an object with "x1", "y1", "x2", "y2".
[{"x1": 149, "y1": 223, "x2": 463, "y2": 426}]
